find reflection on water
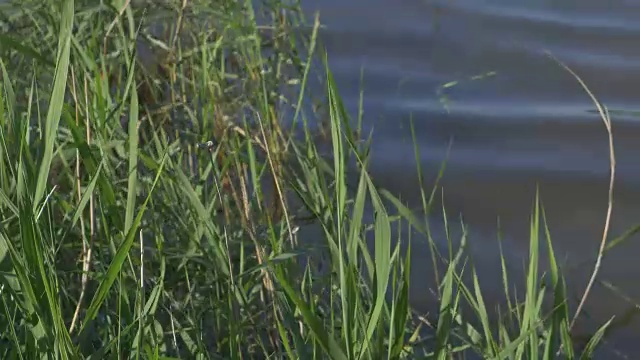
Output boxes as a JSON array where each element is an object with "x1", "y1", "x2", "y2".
[{"x1": 302, "y1": 0, "x2": 640, "y2": 356}]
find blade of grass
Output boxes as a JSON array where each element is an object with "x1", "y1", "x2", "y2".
[
  {"x1": 272, "y1": 262, "x2": 348, "y2": 360},
  {"x1": 80, "y1": 150, "x2": 169, "y2": 334},
  {"x1": 33, "y1": 0, "x2": 74, "y2": 209},
  {"x1": 579, "y1": 317, "x2": 614, "y2": 360},
  {"x1": 515, "y1": 190, "x2": 541, "y2": 360},
  {"x1": 124, "y1": 65, "x2": 139, "y2": 235}
]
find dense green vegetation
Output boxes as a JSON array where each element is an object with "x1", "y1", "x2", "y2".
[{"x1": 0, "y1": 0, "x2": 616, "y2": 358}]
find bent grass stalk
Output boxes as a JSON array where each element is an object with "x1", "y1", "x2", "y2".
[{"x1": 546, "y1": 53, "x2": 616, "y2": 332}]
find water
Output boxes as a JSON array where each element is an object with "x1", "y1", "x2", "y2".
[{"x1": 302, "y1": 0, "x2": 640, "y2": 356}]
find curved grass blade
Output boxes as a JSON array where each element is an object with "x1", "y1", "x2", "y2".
[{"x1": 579, "y1": 317, "x2": 613, "y2": 360}]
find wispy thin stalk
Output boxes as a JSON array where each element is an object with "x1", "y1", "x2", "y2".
[{"x1": 547, "y1": 53, "x2": 616, "y2": 331}]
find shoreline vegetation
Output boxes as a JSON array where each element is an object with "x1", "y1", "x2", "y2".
[{"x1": 0, "y1": 0, "x2": 624, "y2": 358}]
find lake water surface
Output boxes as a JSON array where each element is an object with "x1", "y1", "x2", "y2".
[{"x1": 302, "y1": 0, "x2": 640, "y2": 356}]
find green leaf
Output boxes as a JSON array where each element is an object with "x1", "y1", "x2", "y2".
[
  {"x1": 579, "y1": 317, "x2": 614, "y2": 360},
  {"x1": 33, "y1": 0, "x2": 74, "y2": 210}
]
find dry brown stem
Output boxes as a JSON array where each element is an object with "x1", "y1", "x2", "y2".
[{"x1": 546, "y1": 53, "x2": 616, "y2": 332}]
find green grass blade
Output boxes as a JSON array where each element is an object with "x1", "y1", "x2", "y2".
[
  {"x1": 389, "y1": 239, "x2": 411, "y2": 359},
  {"x1": 69, "y1": 160, "x2": 104, "y2": 229},
  {"x1": 434, "y1": 258, "x2": 456, "y2": 359},
  {"x1": 33, "y1": 0, "x2": 74, "y2": 209},
  {"x1": 124, "y1": 78, "x2": 139, "y2": 235},
  {"x1": 324, "y1": 52, "x2": 352, "y2": 357},
  {"x1": 80, "y1": 151, "x2": 169, "y2": 334},
  {"x1": 0, "y1": 288, "x2": 24, "y2": 360},
  {"x1": 579, "y1": 317, "x2": 614, "y2": 360},
  {"x1": 472, "y1": 268, "x2": 497, "y2": 357},
  {"x1": 516, "y1": 190, "x2": 542, "y2": 359},
  {"x1": 273, "y1": 264, "x2": 348, "y2": 360},
  {"x1": 0, "y1": 58, "x2": 17, "y2": 184}
]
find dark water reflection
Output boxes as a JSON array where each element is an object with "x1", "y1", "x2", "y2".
[{"x1": 301, "y1": 0, "x2": 640, "y2": 356}]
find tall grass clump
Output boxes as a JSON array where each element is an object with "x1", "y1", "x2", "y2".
[{"x1": 0, "y1": 0, "x2": 616, "y2": 358}]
